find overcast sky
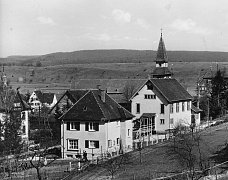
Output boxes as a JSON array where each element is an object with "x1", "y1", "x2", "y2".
[{"x1": 1, "y1": 0, "x2": 228, "y2": 57}]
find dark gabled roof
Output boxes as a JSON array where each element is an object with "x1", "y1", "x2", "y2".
[
  {"x1": 156, "y1": 33, "x2": 168, "y2": 62},
  {"x1": 34, "y1": 90, "x2": 55, "y2": 104},
  {"x1": 151, "y1": 67, "x2": 172, "y2": 77},
  {"x1": 16, "y1": 91, "x2": 30, "y2": 110},
  {"x1": 107, "y1": 93, "x2": 128, "y2": 104},
  {"x1": 66, "y1": 90, "x2": 88, "y2": 103},
  {"x1": 0, "y1": 89, "x2": 30, "y2": 111},
  {"x1": 150, "y1": 78, "x2": 192, "y2": 103},
  {"x1": 191, "y1": 105, "x2": 203, "y2": 113},
  {"x1": 60, "y1": 90, "x2": 134, "y2": 122},
  {"x1": 49, "y1": 90, "x2": 89, "y2": 114}
]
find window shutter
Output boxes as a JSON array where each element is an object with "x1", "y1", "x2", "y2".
[
  {"x1": 95, "y1": 141, "x2": 99, "y2": 148},
  {"x1": 85, "y1": 122, "x2": 88, "y2": 131},
  {"x1": 77, "y1": 122, "x2": 80, "y2": 131},
  {"x1": 67, "y1": 122, "x2": 70, "y2": 130},
  {"x1": 85, "y1": 140, "x2": 89, "y2": 148},
  {"x1": 95, "y1": 123, "x2": 99, "y2": 131},
  {"x1": 85, "y1": 123, "x2": 89, "y2": 131}
]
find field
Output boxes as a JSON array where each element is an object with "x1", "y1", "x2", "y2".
[
  {"x1": 4, "y1": 61, "x2": 228, "y2": 96},
  {"x1": 73, "y1": 122, "x2": 228, "y2": 180}
]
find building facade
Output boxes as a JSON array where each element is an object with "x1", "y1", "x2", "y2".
[
  {"x1": 51, "y1": 90, "x2": 134, "y2": 159},
  {"x1": 29, "y1": 90, "x2": 57, "y2": 111}
]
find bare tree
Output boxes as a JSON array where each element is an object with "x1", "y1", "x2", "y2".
[
  {"x1": 122, "y1": 82, "x2": 137, "y2": 102},
  {"x1": 29, "y1": 148, "x2": 58, "y2": 180},
  {"x1": 166, "y1": 125, "x2": 211, "y2": 180},
  {"x1": 100, "y1": 153, "x2": 130, "y2": 179}
]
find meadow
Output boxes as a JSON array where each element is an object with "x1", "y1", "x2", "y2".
[{"x1": 4, "y1": 61, "x2": 228, "y2": 96}]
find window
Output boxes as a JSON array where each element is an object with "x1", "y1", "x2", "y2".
[
  {"x1": 176, "y1": 103, "x2": 179, "y2": 113},
  {"x1": 85, "y1": 122, "x2": 99, "y2": 131},
  {"x1": 67, "y1": 139, "x2": 78, "y2": 150},
  {"x1": 67, "y1": 122, "x2": 80, "y2": 131},
  {"x1": 170, "y1": 104, "x2": 173, "y2": 113},
  {"x1": 85, "y1": 140, "x2": 99, "y2": 149},
  {"x1": 182, "y1": 102, "x2": 185, "y2": 112},
  {"x1": 117, "y1": 138, "x2": 120, "y2": 145},
  {"x1": 21, "y1": 112, "x2": 26, "y2": 120},
  {"x1": 136, "y1": 103, "x2": 140, "y2": 114},
  {"x1": 160, "y1": 119, "x2": 165, "y2": 125},
  {"x1": 187, "y1": 101, "x2": 190, "y2": 111},
  {"x1": 144, "y1": 94, "x2": 156, "y2": 99},
  {"x1": 170, "y1": 118, "x2": 174, "y2": 124},
  {"x1": 160, "y1": 104, "x2": 165, "y2": 114},
  {"x1": 108, "y1": 140, "x2": 112, "y2": 148},
  {"x1": 128, "y1": 129, "x2": 130, "y2": 136},
  {"x1": 14, "y1": 103, "x2": 20, "y2": 107},
  {"x1": 22, "y1": 125, "x2": 26, "y2": 134}
]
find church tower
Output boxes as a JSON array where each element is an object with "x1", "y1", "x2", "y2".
[{"x1": 151, "y1": 30, "x2": 172, "y2": 78}]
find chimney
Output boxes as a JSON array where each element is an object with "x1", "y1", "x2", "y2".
[
  {"x1": 101, "y1": 90, "x2": 105, "y2": 103},
  {"x1": 97, "y1": 84, "x2": 101, "y2": 90}
]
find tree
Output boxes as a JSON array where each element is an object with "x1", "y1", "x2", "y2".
[
  {"x1": 29, "y1": 147, "x2": 59, "y2": 180},
  {"x1": 36, "y1": 61, "x2": 42, "y2": 67},
  {"x1": 0, "y1": 85, "x2": 23, "y2": 155},
  {"x1": 166, "y1": 125, "x2": 211, "y2": 180},
  {"x1": 100, "y1": 153, "x2": 130, "y2": 179},
  {"x1": 122, "y1": 82, "x2": 137, "y2": 102},
  {"x1": 210, "y1": 69, "x2": 228, "y2": 118}
]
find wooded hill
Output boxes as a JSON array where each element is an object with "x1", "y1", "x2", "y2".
[{"x1": 1, "y1": 49, "x2": 228, "y2": 66}]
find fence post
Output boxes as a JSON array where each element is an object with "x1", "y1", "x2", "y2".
[
  {"x1": 69, "y1": 162, "x2": 72, "y2": 172},
  {"x1": 78, "y1": 161, "x2": 81, "y2": 171}
]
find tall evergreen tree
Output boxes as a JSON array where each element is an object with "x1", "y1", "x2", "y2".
[{"x1": 210, "y1": 69, "x2": 228, "y2": 118}]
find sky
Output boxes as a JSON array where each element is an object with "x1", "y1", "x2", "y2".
[{"x1": 1, "y1": 0, "x2": 228, "y2": 57}]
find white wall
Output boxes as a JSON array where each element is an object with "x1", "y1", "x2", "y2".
[
  {"x1": 62, "y1": 121, "x2": 107, "y2": 159},
  {"x1": 62, "y1": 119, "x2": 133, "y2": 159},
  {"x1": 131, "y1": 84, "x2": 192, "y2": 132},
  {"x1": 21, "y1": 110, "x2": 29, "y2": 142},
  {"x1": 170, "y1": 101, "x2": 192, "y2": 129},
  {"x1": 131, "y1": 85, "x2": 169, "y2": 132},
  {"x1": 120, "y1": 119, "x2": 133, "y2": 152}
]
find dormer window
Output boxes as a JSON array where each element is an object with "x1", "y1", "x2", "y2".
[{"x1": 83, "y1": 106, "x2": 87, "y2": 111}]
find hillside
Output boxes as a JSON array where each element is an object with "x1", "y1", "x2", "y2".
[{"x1": 1, "y1": 50, "x2": 228, "y2": 66}]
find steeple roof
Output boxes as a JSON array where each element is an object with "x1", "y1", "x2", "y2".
[{"x1": 156, "y1": 32, "x2": 168, "y2": 62}]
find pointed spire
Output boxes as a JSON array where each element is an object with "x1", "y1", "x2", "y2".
[{"x1": 156, "y1": 29, "x2": 168, "y2": 62}]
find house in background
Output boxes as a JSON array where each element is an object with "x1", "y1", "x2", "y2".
[
  {"x1": 51, "y1": 89, "x2": 134, "y2": 159},
  {"x1": 191, "y1": 105, "x2": 202, "y2": 126},
  {"x1": 14, "y1": 91, "x2": 31, "y2": 142},
  {"x1": 29, "y1": 90, "x2": 57, "y2": 111}
]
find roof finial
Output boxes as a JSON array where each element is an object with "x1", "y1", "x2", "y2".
[{"x1": 160, "y1": 28, "x2": 163, "y2": 37}]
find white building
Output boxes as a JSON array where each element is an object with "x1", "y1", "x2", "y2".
[
  {"x1": 51, "y1": 90, "x2": 134, "y2": 159},
  {"x1": 29, "y1": 90, "x2": 57, "y2": 111}
]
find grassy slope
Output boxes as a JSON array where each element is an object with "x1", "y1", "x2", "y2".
[
  {"x1": 75, "y1": 122, "x2": 228, "y2": 180},
  {"x1": 5, "y1": 62, "x2": 228, "y2": 96}
]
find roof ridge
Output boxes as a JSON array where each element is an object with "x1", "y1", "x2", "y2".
[
  {"x1": 58, "y1": 90, "x2": 91, "y2": 120},
  {"x1": 106, "y1": 93, "x2": 134, "y2": 119},
  {"x1": 129, "y1": 79, "x2": 150, "y2": 100},
  {"x1": 91, "y1": 90, "x2": 107, "y2": 120},
  {"x1": 150, "y1": 79, "x2": 172, "y2": 103}
]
